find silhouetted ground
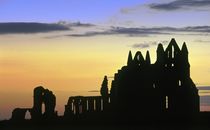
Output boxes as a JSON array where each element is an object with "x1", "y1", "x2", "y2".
[
  {"x1": 1, "y1": 112, "x2": 210, "y2": 130},
  {"x1": 1, "y1": 123, "x2": 210, "y2": 130}
]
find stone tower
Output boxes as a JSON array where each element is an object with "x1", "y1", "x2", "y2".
[{"x1": 110, "y1": 38, "x2": 199, "y2": 116}]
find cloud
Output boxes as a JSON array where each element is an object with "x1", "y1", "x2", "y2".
[
  {"x1": 161, "y1": 40, "x2": 169, "y2": 45},
  {"x1": 62, "y1": 26, "x2": 210, "y2": 38},
  {"x1": 131, "y1": 40, "x2": 169, "y2": 49},
  {"x1": 119, "y1": 0, "x2": 210, "y2": 15},
  {"x1": 88, "y1": 90, "x2": 99, "y2": 92},
  {"x1": 0, "y1": 21, "x2": 96, "y2": 35},
  {"x1": 64, "y1": 26, "x2": 172, "y2": 37},
  {"x1": 183, "y1": 26, "x2": 210, "y2": 33},
  {"x1": 132, "y1": 43, "x2": 150, "y2": 49},
  {"x1": 197, "y1": 86, "x2": 210, "y2": 90},
  {"x1": 57, "y1": 21, "x2": 95, "y2": 27},
  {"x1": 65, "y1": 31, "x2": 112, "y2": 37},
  {"x1": 200, "y1": 96, "x2": 210, "y2": 106},
  {"x1": 120, "y1": 4, "x2": 142, "y2": 14},
  {"x1": 197, "y1": 86, "x2": 210, "y2": 106},
  {"x1": 110, "y1": 27, "x2": 171, "y2": 36},
  {"x1": 149, "y1": 0, "x2": 210, "y2": 11},
  {"x1": 194, "y1": 39, "x2": 210, "y2": 43},
  {"x1": 0, "y1": 22, "x2": 70, "y2": 34},
  {"x1": 1, "y1": 21, "x2": 209, "y2": 38}
]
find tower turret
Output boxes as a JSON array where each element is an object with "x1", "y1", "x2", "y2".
[
  {"x1": 165, "y1": 38, "x2": 181, "y2": 68},
  {"x1": 181, "y1": 42, "x2": 188, "y2": 54},
  {"x1": 181, "y1": 42, "x2": 190, "y2": 77},
  {"x1": 165, "y1": 38, "x2": 180, "y2": 59},
  {"x1": 156, "y1": 43, "x2": 164, "y2": 65},
  {"x1": 134, "y1": 51, "x2": 144, "y2": 66},
  {"x1": 145, "y1": 51, "x2": 151, "y2": 65},
  {"x1": 100, "y1": 76, "x2": 109, "y2": 97},
  {"x1": 127, "y1": 51, "x2": 133, "y2": 66}
]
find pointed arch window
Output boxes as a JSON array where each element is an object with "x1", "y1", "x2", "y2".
[
  {"x1": 166, "y1": 96, "x2": 168, "y2": 109},
  {"x1": 25, "y1": 110, "x2": 31, "y2": 119},
  {"x1": 153, "y1": 83, "x2": 156, "y2": 88},
  {"x1": 179, "y1": 80, "x2": 182, "y2": 86},
  {"x1": 172, "y1": 46, "x2": 174, "y2": 58}
]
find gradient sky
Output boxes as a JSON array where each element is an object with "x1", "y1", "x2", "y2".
[{"x1": 0, "y1": 0, "x2": 210, "y2": 119}]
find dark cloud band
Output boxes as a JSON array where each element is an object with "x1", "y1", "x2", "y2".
[
  {"x1": 0, "y1": 22, "x2": 70, "y2": 34},
  {"x1": 149, "y1": 0, "x2": 210, "y2": 11},
  {"x1": 65, "y1": 26, "x2": 210, "y2": 37},
  {"x1": 0, "y1": 22, "x2": 209, "y2": 38}
]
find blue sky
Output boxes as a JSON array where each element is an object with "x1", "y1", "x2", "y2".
[
  {"x1": 0, "y1": 0, "x2": 144, "y2": 23},
  {"x1": 0, "y1": 0, "x2": 209, "y2": 27}
]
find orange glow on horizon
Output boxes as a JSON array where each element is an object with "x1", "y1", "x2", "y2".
[{"x1": 1, "y1": 35, "x2": 210, "y2": 119}]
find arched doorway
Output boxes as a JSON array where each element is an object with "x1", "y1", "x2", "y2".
[
  {"x1": 25, "y1": 110, "x2": 31, "y2": 120},
  {"x1": 42, "y1": 103, "x2": 45, "y2": 114}
]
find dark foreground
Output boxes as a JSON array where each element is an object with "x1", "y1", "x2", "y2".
[
  {"x1": 1, "y1": 112, "x2": 210, "y2": 130},
  {"x1": 1, "y1": 125, "x2": 210, "y2": 130}
]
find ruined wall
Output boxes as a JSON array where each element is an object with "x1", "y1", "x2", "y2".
[
  {"x1": 11, "y1": 86, "x2": 57, "y2": 120},
  {"x1": 110, "y1": 38, "x2": 200, "y2": 116}
]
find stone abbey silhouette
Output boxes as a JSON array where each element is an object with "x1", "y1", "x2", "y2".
[
  {"x1": 64, "y1": 38, "x2": 199, "y2": 118},
  {"x1": 10, "y1": 38, "x2": 200, "y2": 122},
  {"x1": 110, "y1": 38, "x2": 199, "y2": 116},
  {"x1": 11, "y1": 86, "x2": 57, "y2": 120}
]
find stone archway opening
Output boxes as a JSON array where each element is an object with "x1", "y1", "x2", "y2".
[
  {"x1": 41, "y1": 103, "x2": 45, "y2": 114},
  {"x1": 25, "y1": 110, "x2": 31, "y2": 120}
]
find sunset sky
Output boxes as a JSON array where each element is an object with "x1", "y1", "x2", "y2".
[{"x1": 0, "y1": 0, "x2": 210, "y2": 119}]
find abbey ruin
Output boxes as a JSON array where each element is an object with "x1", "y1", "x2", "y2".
[{"x1": 11, "y1": 38, "x2": 200, "y2": 121}]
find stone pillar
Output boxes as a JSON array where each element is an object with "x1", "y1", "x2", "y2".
[
  {"x1": 88, "y1": 98, "x2": 94, "y2": 112},
  {"x1": 81, "y1": 98, "x2": 87, "y2": 114},
  {"x1": 95, "y1": 97, "x2": 101, "y2": 111}
]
